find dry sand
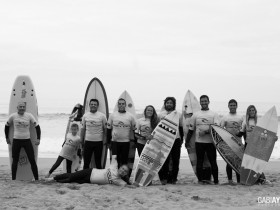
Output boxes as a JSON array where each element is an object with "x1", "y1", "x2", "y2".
[{"x1": 0, "y1": 157, "x2": 280, "y2": 210}]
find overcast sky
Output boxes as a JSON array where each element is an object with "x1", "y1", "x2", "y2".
[{"x1": 0, "y1": 0, "x2": 280, "y2": 113}]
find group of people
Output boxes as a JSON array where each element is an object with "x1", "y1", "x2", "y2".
[{"x1": 4, "y1": 95, "x2": 278, "y2": 186}]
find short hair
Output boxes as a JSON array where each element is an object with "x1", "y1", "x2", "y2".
[
  {"x1": 200, "y1": 95, "x2": 209, "y2": 101},
  {"x1": 118, "y1": 98, "x2": 126, "y2": 105},
  {"x1": 89, "y1": 99, "x2": 99, "y2": 106},
  {"x1": 228, "y1": 99, "x2": 238, "y2": 106},
  {"x1": 71, "y1": 123, "x2": 79, "y2": 130}
]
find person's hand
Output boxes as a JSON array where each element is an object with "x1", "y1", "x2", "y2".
[
  {"x1": 185, "y1": 141, "x2": 190, "y2": 149},
  {"x1": 146, "y1": 134, "x2": 153, "y2": 141},
  {"x1": 6, "y1": 138, "x2": 11, "y2": 145},
  {"x1": 35, "y1": 139, "x2": 40, "y2": 145}
]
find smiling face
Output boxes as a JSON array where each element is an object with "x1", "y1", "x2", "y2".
[
  {"x1": 200, "y1": 97, "x2": 209, "y2": 110},
  {"x1": 228, "y1": 102, "x2": 237, "y2": 114},
  {"x1": 118, "y1": 165, "x2": 129, "y2": 177},
  {"x1": 248, "y1": 107, "x2": 256, "y2": 118},
  {"x1": 89, "y1": 101, "x2": 98, "y2": 113},
  {"x1": 70, "y1": 124, "x2": 79, "y2": 136},
  {"x1": 165, "y1": 100, "x2": 174, "y2": 112},
  {"x1": 17, "y1": 102, "x2": 26, "y2": 115},
  {"x1": 145, "y1": 106, "x2": 154, "y2": 118},
  {"x1": 118, "y1": 99, "x2": 126, "y2": 112}
]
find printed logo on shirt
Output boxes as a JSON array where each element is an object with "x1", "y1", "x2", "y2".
[
  {"x1": 113, "y1": 121, "x2": 130, "y2": 128},
  {"x1": 87, "y1": 120, "x2": 102, "y2": 127},
  {"x1": 200, "y1": 118, "x2": 209, "y2": 123},
  {"x1": 15, "y1": 121, "x2": 29, "y2": 128},
  {"x1": 106, "y1": 169, "x2": 113, "y2": 184}
]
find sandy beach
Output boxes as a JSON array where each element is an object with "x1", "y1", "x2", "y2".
[{"x1": 0, "y1": 157, "x2": 279, "y2": 210}]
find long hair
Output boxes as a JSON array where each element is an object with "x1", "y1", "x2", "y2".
[
  {"x1": 245, "y1": 105, "x2": 257, "y2": 128},
  {"x1": 144, "y1": 105, "x2": 159, "y2": 130},
  {"x1": 164, "y1": 97, "x2": 176, "y2": 111}
]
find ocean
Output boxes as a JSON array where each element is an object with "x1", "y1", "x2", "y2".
[{"x1": 0, "y1": 102, "x2": 280, "y2": 160}]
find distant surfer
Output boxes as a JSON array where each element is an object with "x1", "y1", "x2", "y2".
[
  {"x1": 80, "y1": 99, "x2": 107, "y2": 169},
  {"x1": 107, "y1": 98, "x2": 136, "y2": 167},
  {"x1": 44, "y1": 155, "x2": 135, "y2": 187},
  {"x1": 135, "y1": 105, "x2": 159, "y2": 156},
  {"x1": 220, "y1": 99, "x2": 243, "y2": 185},
  {"x1": 45, "y1": 123, "x2": 82, "y2": 177},
  {"x1": 158, "y1": 97, "x2": 183, "y2": 185},
  {"x1": 5, "y1": 102, "x2": 41, "y2": 180},
  {"x1": 185, "y1": 95, "x2": 220, "y2": 185}
]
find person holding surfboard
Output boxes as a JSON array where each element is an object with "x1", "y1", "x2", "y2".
[
  {"x1": 45, "y1": 123, "x2": 82, "y2": 177},
  {"x1": 185, "y1": 95, "x2": 220, "y2": 185},
  {"x1": 107, "y1": 98, "x2": 136, "y2": 167},
  {"x1": 44, "y1": 155, "x2": 135, "y2": 187},
  {"x1": 220, "y1": 99, "x2": 243, "y2": 184},
  {"x1": 158, "y1": 97, "x2": 184, "y2": 185},
  {"x1": 135, "y1": 105, "x2": 159, "y2": 156},
  {"x1": 5, "y1": 102, "x2": 41, "y2": 180},
  {"x1": 80, "y1": 99, "x2": 107, "y2": 169},
  {"x1": 238, "y1": 105, "x2": 278, "y2": 185}
]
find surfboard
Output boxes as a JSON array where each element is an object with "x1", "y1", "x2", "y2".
[
  {"x1": 113, "y1": 90, "x2": 137, "y2": 180},
  {"x1": 8, "y1": 75, "x2": 39, "y2": 180},
  {"x1": 210, "y1": 124, "x2": 245, "y2": 174},
  {"x1": 133, "y1": 111, "x2": 179, "y2": 187},
  {"x1": 240, "y1": 106, "x2": 278, "y2": 185},
  {"x1": 182, "y1": 90, "x2": 211, "y2": 180},
  {"x1": 83, "y1": 77, "x2": 109, "y2": 169},
  {"x1": 62, "y1": 104, "x2": 83, "y2": 172}
]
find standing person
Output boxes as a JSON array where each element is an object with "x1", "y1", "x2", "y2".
[
  {"x1": 158, "y1": 97, "x2": 184, "y2": 185},
  {"x1": 135, "y1": 105, "x2": 159, "y2": 156},
  {"x1": 237, "y1": 105, "x2": 278, "y2": 185},
  {"x1": 239, "y1": 105, "x2": 257, "y2": 148},
  {"x1": 220, "y1": 99, "x2": 243, "y2": 184},
  {"x1": 45, "y1": 123, "x2": 82, "y2": 177},
  {"x1": 4, "y1": 102, "x2": 41, "y2": 180},
  {"x1": 80, "y1": 99, "x2": 107, "y2": 169},
  {"x1": 107, "y1": 98, "x2": 136, "y2": 167},
  {"x1": 185, "y1": 95, "x2": 220, "y2": 185},
  {"x1": 44, "y1": 155, "x2": 135, "y2": 187}
]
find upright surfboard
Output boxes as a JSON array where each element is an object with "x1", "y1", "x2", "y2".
[
  {"x1": 113, "y1": 90, "x2": 137, "y2": 179},
  {"x1": 8, "y1": 75, "x2": 39, "y2": 180},
  {"x1": 240, "y1": 106, "x2": 278, "y2": 185},
  {"x1": 133, "y1": 111, "x2": 179, "y2": 187},
  {"x1": 62, "y1": 104, "x2": 83, "y2": 172},
  {"x1": 211, "y1": 125, "x2": 244, "y2": 174},
  {"x1": 182, "y1": 90, "x2": 211, "y2": 180},
  {"x1": 83, "y1": 78, "x2": 109, "y2": 169}
]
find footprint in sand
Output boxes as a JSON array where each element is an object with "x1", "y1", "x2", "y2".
[{"x1": 67, "y1": 185, "x2": 80, "y2": 190}]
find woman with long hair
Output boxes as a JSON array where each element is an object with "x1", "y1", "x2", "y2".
[
  {"x1": 240, "y1": 105, "x2": 258, "y2": 148},
  {"x1": 135, "y1": 105, "x2": 159, "y2": 156}
]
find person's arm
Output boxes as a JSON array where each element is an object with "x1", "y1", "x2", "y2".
[
  {"x1": 185, "y1": 130, "x2": 194, "y2": 149},
  {"x1": 35, "y1": 125, "x2": 41, "y2": 145},
  {"x1": 102, "y1": 115, "x2": 108, "y2": 144},
  {"x1": 4, "y1": 124, "x2": 11, "y2": 144},
  {"x1": 179, "y1": 126, "x2": 184, "y2": 144},
  {"x1": 107, "y1": 114, "x2": 113, "y2": 144}
]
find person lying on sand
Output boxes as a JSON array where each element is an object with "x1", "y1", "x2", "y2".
[{"x1": 43, "y1": 155, "x2": 135, "y2": 188}]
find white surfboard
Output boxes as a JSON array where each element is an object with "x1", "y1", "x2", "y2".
[
  {"x1": 113, "y1": 90, "x2": 138, "y2": 182},
  {"x1": 133, "y1": 111, "x2": 179, "y2": 187},
  {"x1": 8, "y1": 75, "x2": 39, "y2": 180},
  {"x1": 83, "y1": 78, "x2": 109, "y2": 169},
  {"x1": 240, "y1": 106, "x2": 278, "y2": 185}
]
